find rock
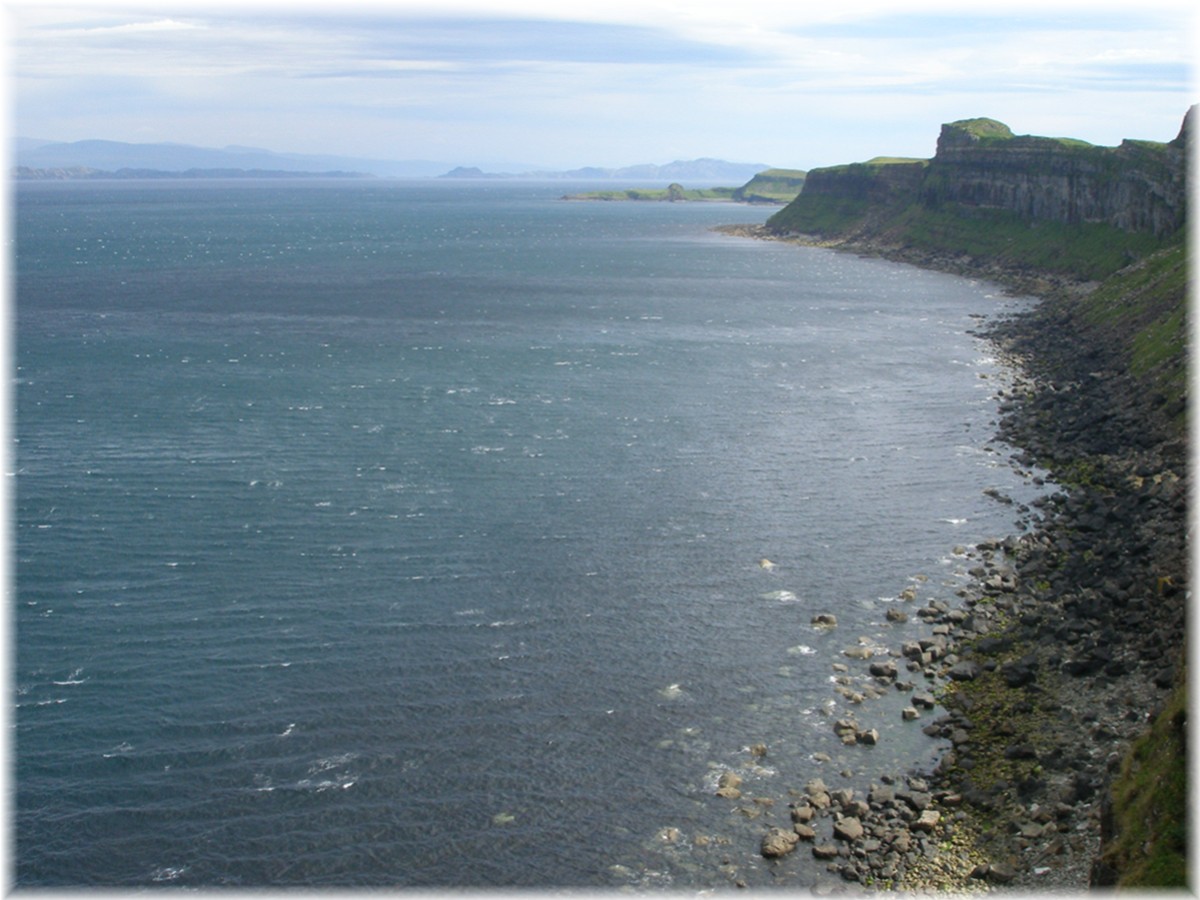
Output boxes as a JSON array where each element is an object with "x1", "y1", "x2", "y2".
[
  {"x1": 793, "y1": 823, "x2": 817, "y2": 841},
  {"x1": 869, "y1": 785, "x2": 895, "y2": 806},
  {"x1": 761, "y1": 827, "x2": 800, "y2": 858},
  {"x1": 886, "y1": 608, "x2": 909, "y2": 623},
  {"x1": 832, "y1": 719, "x2": 859, "y2": 737},
  {"x1": 947, "y1": 660, "x2": 981, "y2": 681},
  {"x1": 791, "y1": 804, "x2": 815, "y2": 823},
  {"x1": 833, "y1": 817, "x2": 864, "y2": 841},
  {"x1": 811, "y1": 613, "x2": 838, "y2": 627},
  {"x1": 912, "y1": 691, "x2": 937, "y2": 709},
  {"x1": 902, "y1": 706, "x2": 921, "y2": 721},
  {"x1": 750, "y1": 743, "x2": 768, "y2": 758},
  {"x1": 812, "y1": 843, "x2": 840, "y2": 860},
  {"x1": 985, "y1": 861, "x2": 1017, "y2": 884},
  {"x1": 843, "y1": 646, "x2": 873, "y2": 660},
  {"x1": 716, "y1": 771, "x2": 743, "y2": 798},
  {"x1": 912, "y1": 809, "x2": 941, "y2": 832},
  {"x1": 856, "y1": 728, "x2": 880, "y2": 745},
  {"x1": 869, "y1": 659, "x2": 898, "y2": 679},
  {"x1": 1004, "y1": 743, "x2": 1039, "y2": 760}
]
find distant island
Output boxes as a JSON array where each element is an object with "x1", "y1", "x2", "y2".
[
  {"x1": 562, "y1": 169, "x2": 807, "y2": 204},
  {"x1": 439, "y1": 157, "x2": 772, "y2": 185}
]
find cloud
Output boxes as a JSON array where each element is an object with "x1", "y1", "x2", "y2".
[{"x1": 8, "y1": 1, "x2": 1195, "y2": 168}]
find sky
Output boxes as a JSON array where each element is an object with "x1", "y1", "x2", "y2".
[{"x1": 4, "y1": 0, "x2": 1197, "y2": 171}]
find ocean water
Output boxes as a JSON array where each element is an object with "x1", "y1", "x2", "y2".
[{"x1": 14, "y1": 180, "x2": 1043, "y2": 888}]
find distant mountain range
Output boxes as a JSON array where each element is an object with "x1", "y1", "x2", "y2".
[
  {"x1": 14, "y1": 139, "x2": 453, "y2": 179},
  {"x1": 13, "y1": 138, "x2": 771, "y2": 185}
]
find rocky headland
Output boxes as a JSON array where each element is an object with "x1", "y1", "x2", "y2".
[{"x1": 708, "y1": 109, "x2": 1189, "y2": 891}]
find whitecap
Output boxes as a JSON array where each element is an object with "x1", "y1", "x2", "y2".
[
  {"x1": 659, "y1": 683, "x2": 684, "y2": 700},
  {"x1": 53, "y1": 667, "x2": 87, "y2": 686},
  {"x1": 787, "y1": 645, "x2": 817, "y2": 656},
  {"x1": 760, "y1": 589, "x2": 799, "y2": 603}
]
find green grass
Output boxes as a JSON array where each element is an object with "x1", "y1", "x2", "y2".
[
  {"x1": 883, "y1": 204, "x2": 1170, "y2": 280},
  {"x1": 1077, "y1": 242, "x2": 1189, "y2": 427},
  {"x1": 732, "y1": 168, "x2": 807, "y2": 203},
  {"x1": 1100, "y1": 677, "x2": 1188, "y2": 888},
  {"x1": 949, "y1": 118, "x2": 1015, "y2": 141},
  {"x1": 766, "y1": 193, "x2": 872, "y2": 235}
]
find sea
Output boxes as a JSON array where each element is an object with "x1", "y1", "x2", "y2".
[{"x1": 12, "y1": 179, "x2": 1047, "y2": 888}]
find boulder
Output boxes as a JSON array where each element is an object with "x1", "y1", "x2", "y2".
[
  {"x1": 833, "y1": 817, "x2": 864, "y2": 841},
  {"x1": 912, "y1": 809, "x2": 941, "y2": 833},
  {"x1": 790, "y1": 804, "x2": 815, "y2": 823},
  {"x1": 761, "y1": 827, "x2": 800, "y2": 858},
  {"x1": 812, "y1": 843, "x2": 840, "y2": 860},
  {"x1": 947, "y1": 660, "x2": 981, "y2": 681},
  {"x1": 716, "y1": 771, "x2": 742, "y2": 799},
  {"x1": 869, "y1": 659, "x2": 898, "y2": 679}
]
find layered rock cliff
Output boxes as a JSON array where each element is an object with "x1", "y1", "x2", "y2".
[
  {"x1": 923, "y1": 115, "x2": 1187, "y2": 236},
  {"x1": 766, "y1": 110, "x2": 1191, "y2": 280}
]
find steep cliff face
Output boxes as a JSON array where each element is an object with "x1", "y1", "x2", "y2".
[
  {"x1": 798, "y1": 158, "x2": 926, "y2": 205},
  {"x1": 766, "y1": 110, "x2": 1191, "y2": 277},
  {"x1": 924, "y1": 115, "x2": 1188, "y2": 237}
]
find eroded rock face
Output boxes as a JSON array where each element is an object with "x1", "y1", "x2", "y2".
[{"x1": 926, "y1": 117, "x2": 1189, "y2": 238}]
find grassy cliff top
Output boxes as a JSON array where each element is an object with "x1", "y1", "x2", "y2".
[{"x1": 947, "y1": 117, "x2": 1015, "y2": 139}]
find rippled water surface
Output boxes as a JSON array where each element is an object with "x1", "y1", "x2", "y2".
[{"x1": 15, "y1": 180, "x2": 1041, "y2": 887}]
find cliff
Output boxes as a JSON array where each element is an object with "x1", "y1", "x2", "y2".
[
  {"x1": 923, "y1": 116, "x2": 1187, "y2": 237},
  {"x1": 766, "y1": 110, "x2": 1191, "y2": 281},
  {"x1": 741, "y1": 110, "x2": 1190, "y2": 890},
  {"x1": 730, "y1": 168, "x2": 807, "y2": 203}
]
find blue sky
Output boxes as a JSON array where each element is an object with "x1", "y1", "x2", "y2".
[{"x1": 7, "y1": 0, "x2": 1197, "y2": 170}]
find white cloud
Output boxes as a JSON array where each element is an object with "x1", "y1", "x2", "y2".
[{"x1": 7, "y1": 0, "x2": 1195, "y2": 167}]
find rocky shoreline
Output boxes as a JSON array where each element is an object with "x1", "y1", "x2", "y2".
[{"x1": 709, "y1": 225, "x2": 1188, "y2": 892}]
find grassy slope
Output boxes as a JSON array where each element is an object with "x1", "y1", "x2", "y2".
[{"x1": 1102, "y1": 678, "x2": 1189, "y2": 888}]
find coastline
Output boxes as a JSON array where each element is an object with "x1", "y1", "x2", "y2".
[{"x1": 710, "y1": 224, "x2": 1188, "y2": 891}]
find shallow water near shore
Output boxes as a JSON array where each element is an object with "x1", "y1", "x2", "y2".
[{"x1": 15, "y1": 180, "x2": 1046, "y2": 888}]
